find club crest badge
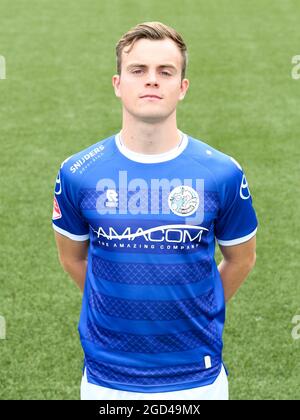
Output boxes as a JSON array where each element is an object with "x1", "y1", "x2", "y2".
[{"x1": 168, "y1": 186, "x2": 199, "y2": 216}]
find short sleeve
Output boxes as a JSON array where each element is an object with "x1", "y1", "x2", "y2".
[
  {"x1": 52, "y1": 162, "x2": 90, "y2": 241},
  {"x1": 215, "y1": 160, "x2": 258, "y2": 246}
]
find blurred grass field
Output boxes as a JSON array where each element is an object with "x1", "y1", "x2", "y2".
[{"x1": 0, "y1": 0, "x2": 300, "y2": 400}]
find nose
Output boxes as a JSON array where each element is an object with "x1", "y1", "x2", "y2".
[{"x1": 145, "y1": 71, "x2": 159, "y2": 87}]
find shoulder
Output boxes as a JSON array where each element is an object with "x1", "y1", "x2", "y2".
[
  {"x1": 186, "y1": 135, "x2": 245, "y2": 185},
  {"x1": 58, "y1": 134, "x2": 116, "y2": 180}
]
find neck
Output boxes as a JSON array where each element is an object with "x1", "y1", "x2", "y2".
[{"x1": 120, "y1": 111, "x2": 182, "y2": 155}]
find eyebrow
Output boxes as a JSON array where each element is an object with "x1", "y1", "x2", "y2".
[{"x1": 126, "y1": 63, "x2": 177, "y2": 72}]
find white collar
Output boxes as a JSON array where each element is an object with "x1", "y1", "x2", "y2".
[{"x1": 115, "y1": 130, "x2": 188, "y2": 163}]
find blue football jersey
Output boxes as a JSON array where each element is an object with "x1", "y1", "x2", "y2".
[{"x1": 52, "y1": 131, "x2": 258, "y2": 392}]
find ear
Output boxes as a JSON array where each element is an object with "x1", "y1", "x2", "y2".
[
  {"x1": 112, "y1": 74, "x2": 121, "y2": 98},
  {"x1": 179, "y1": 78, "x2": 189, "y2": 101}
]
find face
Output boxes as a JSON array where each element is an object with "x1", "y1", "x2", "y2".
[{"x1": 112, "y1": 38, "x2": 189, "y2": 123}]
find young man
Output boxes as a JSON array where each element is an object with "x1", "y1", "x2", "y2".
[{"x1": 52, "y1": 22, "x2": 258, "y2": 400}]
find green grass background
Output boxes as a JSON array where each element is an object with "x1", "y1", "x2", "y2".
[{"x1": 0, "y1": 0, "x2": 299, "y2": 400}]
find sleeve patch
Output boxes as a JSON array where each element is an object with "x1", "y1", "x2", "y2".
[{"x1": 52, "y1": 196, "x2": 62, "y2": 220}]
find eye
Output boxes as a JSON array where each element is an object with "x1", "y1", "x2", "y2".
[{"x1": 131, "y1": 69, "x2": 171, "y2": 76}]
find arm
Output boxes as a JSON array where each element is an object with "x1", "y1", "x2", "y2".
[
  {"x1": 54, "y1": 231, "x2": 89, "y2": 292},
  {"x1": 218, "y1": 235, "x2": 256, "y2": 303}
]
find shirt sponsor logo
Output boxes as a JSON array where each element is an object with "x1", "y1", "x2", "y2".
[
  {"x1": 70, "y1": 145, "x2": 104, "y2": 174},
  {"x1": 92, "y1": 224, "x2": 208, "y2": 243}
]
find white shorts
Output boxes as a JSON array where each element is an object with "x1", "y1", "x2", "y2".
[{"x1": 80, "y1": 365, "x2": 229, "y2": 400}]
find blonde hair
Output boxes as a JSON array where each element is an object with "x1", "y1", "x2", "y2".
[{"x1": 115, "y1": 21, "x2": 188, "y2": 80}]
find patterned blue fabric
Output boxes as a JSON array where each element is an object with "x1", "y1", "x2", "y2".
[
  {"x1": 84, "y1": 354, "x2": 222, "y2": 387},
  {"x1": 52, "y1": 132, "x2": 258, "y2": 392}
]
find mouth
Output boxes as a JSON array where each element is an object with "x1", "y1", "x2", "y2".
[{"x1": 140, "y1": 95, "x2": 162, "y2": 100}]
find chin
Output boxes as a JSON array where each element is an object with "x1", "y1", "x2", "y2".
[
  {"x1": 136, "y1": 108, "x2": 171, "y2": 118},
  {"x1": 137, "y1": 114, "x2": 169, "y2": 123}
]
